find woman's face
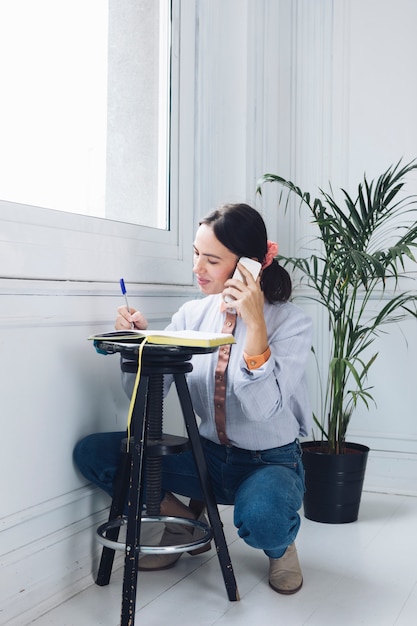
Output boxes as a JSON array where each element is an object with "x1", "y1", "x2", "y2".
[{"x1": 193, "y1": 224, "x2": 238, "y2": 295}]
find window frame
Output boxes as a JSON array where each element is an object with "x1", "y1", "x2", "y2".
[{"x1": 0, "y1": 1, "x2": 196, "y2": 287}]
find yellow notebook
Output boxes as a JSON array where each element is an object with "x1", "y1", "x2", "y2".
[{"x1": 88, "y1": 329, "x2": 235, "y2": 348}]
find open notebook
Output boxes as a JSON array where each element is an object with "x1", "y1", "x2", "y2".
[{"x1": 88, "y1": 329, "x2": 235, "y2": 348}]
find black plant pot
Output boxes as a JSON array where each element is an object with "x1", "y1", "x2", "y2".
[{"x1": 301, "y1": 442, "x2": 370, "y2": 524}]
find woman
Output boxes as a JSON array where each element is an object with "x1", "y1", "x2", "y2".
[{"x1": 74, "y1": 203, "x2": 312, "y2": 595}]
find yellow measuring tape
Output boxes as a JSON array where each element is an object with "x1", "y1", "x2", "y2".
[{"x1": 125, "y1": 338, "x2": 149, "y2": 450}]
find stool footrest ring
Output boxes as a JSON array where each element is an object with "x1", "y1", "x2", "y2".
[{"x1": 96, "y1": 515, "x2": 212, "y2": 554}]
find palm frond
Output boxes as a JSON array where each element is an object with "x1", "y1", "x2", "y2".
[{"x1": 257, "y1": 159, "x2": 417, "y2": 452}]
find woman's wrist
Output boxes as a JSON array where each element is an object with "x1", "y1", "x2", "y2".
[
  {"x1": 243, "y1": 319, "x2": 268, "y2": 355},
  {"x1": 243, "y1": 346, "x2": 271, "y2": 370}
]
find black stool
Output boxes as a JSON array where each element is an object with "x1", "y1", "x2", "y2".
[{"x1": 93, "y1": 340, "x2": 239, "y2": 626}]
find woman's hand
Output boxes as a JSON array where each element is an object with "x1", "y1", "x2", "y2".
[
  {"x1": 115, "y1": 305, "x2": 148, "y2": 330},
  {"x1": 221, "y1": 263, "x2": 268, "y2": 355},
  {"x1": 222, "y1": 262, "x2": 263, "y2": 319}
]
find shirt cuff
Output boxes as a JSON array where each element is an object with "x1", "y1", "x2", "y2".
[{"x1": 243, "y1": 346, "x2": 271, "y2": 370}]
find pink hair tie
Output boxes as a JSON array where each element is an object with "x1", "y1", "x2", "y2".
[{"x1": 261, "y1": 240, "x2": 279, "y2": 269}]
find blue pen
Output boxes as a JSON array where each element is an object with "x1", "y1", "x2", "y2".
[{"x1": 119, "y1": 278, "x2": 134, "y2": 328}]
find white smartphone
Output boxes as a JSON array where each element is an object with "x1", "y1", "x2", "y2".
[{"x1": 224, "y1": 257, "x2": 262, "y2": 303}]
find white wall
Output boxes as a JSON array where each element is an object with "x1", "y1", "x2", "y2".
[
  {"x1": 1, "y1": 1, "x2": 417, "y2": 623},
  {"x1": 0, "y1": 282, "x2": 196, "y2": 626},
  {"x1": 331, "y1": 0, "x2": 417, "y2": 491},
  {"x1": 258, "y1": 0, "x2": 417, "y2": 495}
]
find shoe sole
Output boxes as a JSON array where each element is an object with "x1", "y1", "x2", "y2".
[{"x1": 268, "y1": 579, "x2": 303, "y2": 595}]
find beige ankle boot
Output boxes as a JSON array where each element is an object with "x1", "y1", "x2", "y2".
[{"x1": 268, "y1": 543, "x2": 303, "y2": 594}]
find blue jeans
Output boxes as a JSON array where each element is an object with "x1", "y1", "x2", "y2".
[{"x1": 73, "y1": 433, "x2": 305, "y2": 559}]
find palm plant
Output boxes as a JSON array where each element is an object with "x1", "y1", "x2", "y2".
[{"x1": 257, "y1": 160, "x2": 417, "y2": 454}]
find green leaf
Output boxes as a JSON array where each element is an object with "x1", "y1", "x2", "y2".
[{"x1": 257, "y1": 159, "x2": 417, "y2": 452}]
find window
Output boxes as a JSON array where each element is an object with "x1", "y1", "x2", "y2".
[
  {"x1": 0, "y1": 0, "x2": 169, "y2": 228},
  {"x1": 0, "y1": 1, "x2": 196, "y2": 284},
  {"x1": 106, "y1": 0, "x2": 170, "y2": 229}
]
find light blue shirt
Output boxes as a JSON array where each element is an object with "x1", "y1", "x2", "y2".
[{"x1": 123, "y1": 294, "x2": 312, "y2": 451}]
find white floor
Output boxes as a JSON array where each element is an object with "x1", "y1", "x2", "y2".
[{"x1": 30, "y1": 491, "x2": 417, "y2": 626}]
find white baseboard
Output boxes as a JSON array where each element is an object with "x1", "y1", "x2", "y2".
[
  {"x1": 363, "y1": 449, "x2": 417, "y2": 497},
  {"x1": 0, "y1": 485, "x2": 164, "y2": 626},
  {"x1": 0, "y1": 486, "x2": 120, "y2": 626}
]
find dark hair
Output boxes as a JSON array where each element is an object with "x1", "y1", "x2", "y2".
[{"x1": 199, "y1": 203, "x2": 291, "y2": 303}]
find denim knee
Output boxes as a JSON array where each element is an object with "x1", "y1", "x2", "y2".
[{"x1": 233, "y1": 464, "x2": 304, "y2": 556}]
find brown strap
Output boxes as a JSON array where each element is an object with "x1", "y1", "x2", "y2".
[{"x1": 214, "y1": 311, "x2": 236, "y2": 444}]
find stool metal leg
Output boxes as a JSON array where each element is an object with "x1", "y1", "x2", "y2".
[
  {"x1": 174, "y1": 373, "x2": 240, "y2": 602},
  {"x1": 120, "y1": 374, "x2": 149, "y2": 626},
  {"x1": 95, "y1": 446, "x2": 131, "y2": 586}
]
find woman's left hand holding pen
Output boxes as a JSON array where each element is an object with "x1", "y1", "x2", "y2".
[{"x1": 115, "y1": 305, "x2": 148, "y2": 331}]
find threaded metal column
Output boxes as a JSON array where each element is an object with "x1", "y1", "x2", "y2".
[{"x1": 145, "y1": 373, "x2": 164, "y2": 515}]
